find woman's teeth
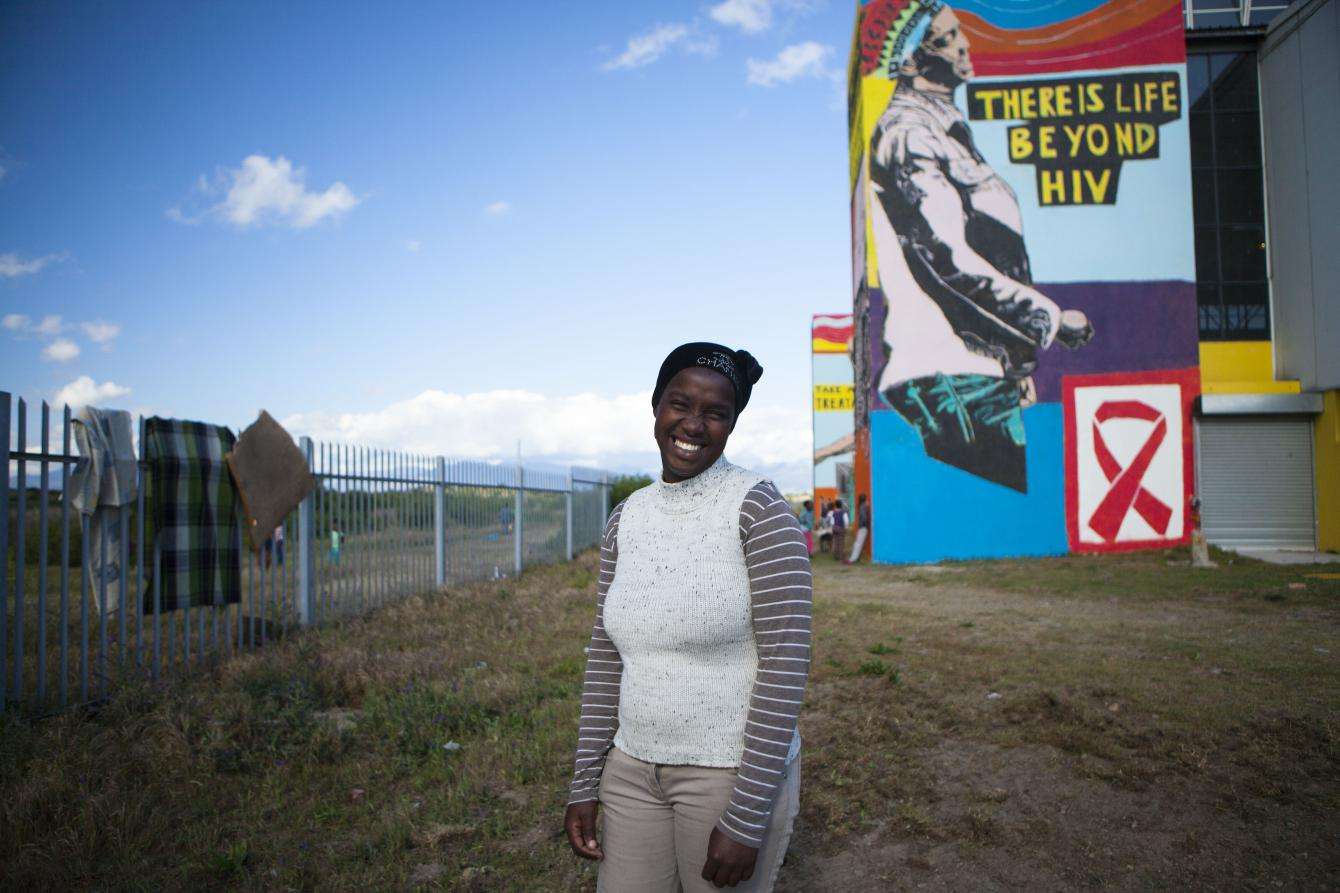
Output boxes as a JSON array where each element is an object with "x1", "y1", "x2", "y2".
[{"x1": 673, "y1": 439, "x2": 701, "y2": 452}]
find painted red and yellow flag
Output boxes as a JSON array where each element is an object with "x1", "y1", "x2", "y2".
[{"x1": 812, "y1": 314, "x2": 853, "y2": 354}]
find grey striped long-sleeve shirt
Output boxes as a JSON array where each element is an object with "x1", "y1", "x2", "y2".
[{"x1": 568, "y1": 481, "x2": 813, "y2": 848}]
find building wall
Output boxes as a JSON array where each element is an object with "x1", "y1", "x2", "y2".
[
  {"x1": 848, "y1": 0, "x2": 1202, "y2": 562},
  {"x1": 1261, "y1": 0, "x2": 1340, "y2": 393},
  {"x1": 812, "y1": 314, "x2": 855, "y2": 511},
  {"x1": 1257, "y1": 0, "x2": 1340, "y2": 550}
]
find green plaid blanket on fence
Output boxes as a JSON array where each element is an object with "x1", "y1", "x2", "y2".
[{"x1": 142, "y1": 417, "x2": 241, "y2": 613}]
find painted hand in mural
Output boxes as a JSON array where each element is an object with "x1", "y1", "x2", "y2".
[{"x1": 1055, "y1": 308, "x2": 1095, "y2": 349}]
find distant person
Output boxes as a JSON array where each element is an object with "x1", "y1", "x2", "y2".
[
  {"x1": 565, "y1": 342, "x2": 811, "y2": 891},
  {"x1": 798, "y1": 500, "x2": 815, "y2": 555},
  {"x1": 830, "y1": 500, "x2": 848, "y2": 562},
  {"x1": 263, "y1": 524, "x2": 285, "y2": 568},
  {"x1": 846, "y1": 495, "x2": 871, "y2": 564},
  {"x1": 329, "y1": 526, "x2": 343, "y2": 565},
  {"x1": 499, "y1": 503, "x2": 514, "y2": 536}
]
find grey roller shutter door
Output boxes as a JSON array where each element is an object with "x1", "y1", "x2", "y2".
[{"x1": 1197, "y1": 416, "x2": 1316, "y2": 549}]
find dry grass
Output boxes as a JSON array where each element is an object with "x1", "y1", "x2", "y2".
[
  {"x1": 1, "y1": 546, "x2": 1337, "y2": 891},
  {"x1": 1, "y1": 555, "x2": 603, "y2": 892}
]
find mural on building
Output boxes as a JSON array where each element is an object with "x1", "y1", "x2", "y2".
[
  {"x1": 812, "y1": 314, "x2": 856, "y2": 513},
  {"x1": 849, "y1": 0, "x2": 1201, "y2": 561}
]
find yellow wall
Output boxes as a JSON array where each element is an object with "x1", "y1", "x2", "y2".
[
  {"x1": 1316, "y1": 390, "x2": 1340, "y2": 552},
  {"x1": 1198, "y1": 341, "x2": 1300, "y2": 394}
]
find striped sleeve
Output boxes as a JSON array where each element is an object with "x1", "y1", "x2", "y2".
[
  {"x1": 567, "y1": 500, "x2": 625, "y2": 806},
  {"x1": 717, "y1": 481, "x2": 813, "y2": 848}
]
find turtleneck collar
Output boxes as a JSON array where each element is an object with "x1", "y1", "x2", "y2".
[{"x1": 652, "y1": 454, "x2": 734, "y2": 515}]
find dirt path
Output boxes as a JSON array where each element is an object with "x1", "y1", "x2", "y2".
[{"x1": 776, "y1": 560, "x2": 1340, "y2": 891}]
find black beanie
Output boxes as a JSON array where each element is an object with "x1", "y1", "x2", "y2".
[{"x1": 651, "y1": 342, "x2": 764, "y2": 414}]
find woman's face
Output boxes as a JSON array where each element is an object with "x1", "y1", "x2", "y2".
[{"x1": 653, "y1": 367, "x2": 736, "y2": 482}]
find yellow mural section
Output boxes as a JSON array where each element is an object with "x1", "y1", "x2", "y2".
[
  {"x1": 851, "y1": 76, "x2": 896, "y2": 289},
  {"x1": 1316, "y1": 390, "x2": 1340, "y2": 552},
  {"x1": 814, "y1": 384, "x2": 856, "y2": 411},
  {"x1": 1197, "y1": 341, "x2": 1300, "y2": 394}
]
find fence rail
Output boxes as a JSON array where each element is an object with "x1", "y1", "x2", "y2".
[{"x1": 0, "y1": 392, "x2": 612, "y2": 716}]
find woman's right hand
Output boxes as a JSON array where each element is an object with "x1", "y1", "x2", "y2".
[{"x1": 564, "y1": 801, "x2": 604, "y2": 860}]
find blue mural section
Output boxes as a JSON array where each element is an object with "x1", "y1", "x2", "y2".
[
  {"x1": 869, "y1": 407, "x2": 1068, "y2": 562},
  {"x1": 948, "y1": 0, "x2": 1109, "y2": 29}
]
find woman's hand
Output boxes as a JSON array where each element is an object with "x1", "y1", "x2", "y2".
[
  {"x1": 564, "y1": 801, "x2": 603, "y2": 861},
  {"x1": 701, "y1": 827, "x2": 758, "y2": 887}
]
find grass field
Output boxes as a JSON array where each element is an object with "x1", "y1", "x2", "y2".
[{"x1": 1, "y1": 546, "x2": 1336, "y2": 890}]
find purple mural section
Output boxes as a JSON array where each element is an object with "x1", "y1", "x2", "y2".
[
  {"x1": 1030, "y1": 281, "x2": 1199, "y2": 403},
  {"x1": 864, "y1": 280, "x2": 1197, "y2": 410}
]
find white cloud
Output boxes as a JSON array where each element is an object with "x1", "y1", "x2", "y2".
[
  {"x1": 0, "y1": 252, "x2": 67, "y2": 279},
  {"x1": 746, "y1": 41, "x2": 833, "y2": 86},
  {"x1": 53, "y1": 375, "x2": 131, "y2": 409},
  {"x1": 81, "y1": 320, "x2": 121, "y2": 346},
  {"x1": 281, "y1": 388, "x2": 811, "y2": 488},
  {"x1": 407, "y1": 240, "x2": 422, "y2": 253},
  {"x1": 709, "y1": 0, "x2": 772, "y2": 33},
  {"x1": 2, "y1": 313, "x2": 29, "y2": 331},
  {"x1": 34, "y1": 314, "x2": 63, "y2": 336},
  {"x1": 685, "y1": 34, "x2": 721, "y2": 57},
  {"x1": 484, "y1": 201, "x2": 511, "y2": 216},
  {"x1": 602, "y1": 23, "x2": 690, "y2": 70},
  {"x1": 41, "y1": 337, "x2": 80, "y2": 362},
  {"x1": 170, "y1": 155, "x2": 360, "y2": 230}
]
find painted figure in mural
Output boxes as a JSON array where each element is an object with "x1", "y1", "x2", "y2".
[{"x1": 862, "y1": 0, "x2": 1094, "y2": 492}]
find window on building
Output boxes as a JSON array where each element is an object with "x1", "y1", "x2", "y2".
[
  {"x1": 1188, "y1": 51, "x2": 1270, "y2": 340},
  {"x1": 1183, "y1": 0, "x2": 1295, "y2": 30}
]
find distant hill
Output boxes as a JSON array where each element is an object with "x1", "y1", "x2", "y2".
[{"x1": 7, "y1": 466, "x2": 67, "y2": 491}]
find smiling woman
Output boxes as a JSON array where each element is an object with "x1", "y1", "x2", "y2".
[{"x1": 564, "y1": 343, "x2": 813, "y2": 892}]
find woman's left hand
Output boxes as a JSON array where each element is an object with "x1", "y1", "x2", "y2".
[{"x1": 701, "y1": 827, "x2": 758, "y2": 888}]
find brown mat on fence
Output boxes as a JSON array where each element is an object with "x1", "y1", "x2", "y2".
[{"x1": 227, "y1": 410, "x2": 316, "y2": 551}]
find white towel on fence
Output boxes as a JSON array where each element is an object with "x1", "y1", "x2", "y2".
[
  {"x1": 68, "y1": 406, "x2": 137, "y2": 615},
  {"x1": 68, "y1": 406, "x2": 137, "y2": 514}
]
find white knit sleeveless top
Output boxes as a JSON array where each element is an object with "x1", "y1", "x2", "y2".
[{"x1": 603, "y1": 456, "x2": 764, "y2": 767}]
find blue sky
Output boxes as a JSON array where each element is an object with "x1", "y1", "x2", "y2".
[{"x1": 1, "y1": 0, "x2": 857, "y2": 489}]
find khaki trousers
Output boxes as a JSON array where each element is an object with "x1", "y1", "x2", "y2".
[{"x1": 596, "y1": 746, "x2": 800, "y2": 893}]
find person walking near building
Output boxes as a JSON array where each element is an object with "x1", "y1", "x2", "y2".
[
  {"x1": 846, "y1": 494, "x2": 871, "y2": 564},
  {"x1": 830, "y1": 499, "x2": 849, "y2": 562},
  {"x1": 564, "y1": 342, "x2": 812, "y2": 891},
  {"x1": 798, "y1": 499, "x2": 815, "y2": 555}
]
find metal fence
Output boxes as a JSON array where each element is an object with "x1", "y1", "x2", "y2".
[{"x1": 0, "y1": 392, "x2": 612, "y2": 716}]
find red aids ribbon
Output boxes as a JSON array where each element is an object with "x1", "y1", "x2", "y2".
[{"x1": 1087, "y1": 400, "x2": 1173, "y2": 542}]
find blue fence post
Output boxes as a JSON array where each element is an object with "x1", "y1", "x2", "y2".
[
  {"x1": 434, "y1": 456, "x2": 446, "y2": 587},
  {"x1": 513, "y1": 461, "x2": 524, "y2": 576},
  {"x1": 565, "y1": 468, "x2": 574, "y2": 562},
  {"x1": 0, "y1": 391, "x2": 9, "y2": 714},
  {"x1": 298, "y1": 437, "x2": 316, "y2": 626}
]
